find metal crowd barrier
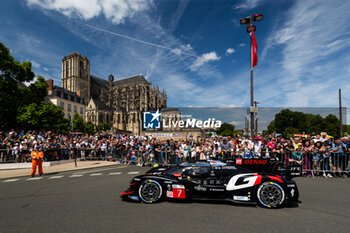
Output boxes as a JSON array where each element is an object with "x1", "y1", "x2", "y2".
[{"x1": 1, "y1": 148, "x2": 349, "y2": 176}]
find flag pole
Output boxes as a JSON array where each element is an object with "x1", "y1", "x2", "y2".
[{"x1": 250, "y1": 18, "x2": 255, "y2": 138}]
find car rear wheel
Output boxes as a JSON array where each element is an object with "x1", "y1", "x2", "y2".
[
  {"x1": 139, "y1": 180, "x2": 163, "y2": 204},
  {"x1": 256, "y1": 182, "x2": 285, "y2": 208}
]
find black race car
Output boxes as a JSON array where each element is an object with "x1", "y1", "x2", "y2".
[{"x1": 120, "y1": 159, "x2": 301, "y2": 208}]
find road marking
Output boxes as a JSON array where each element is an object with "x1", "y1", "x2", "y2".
[
  {"x1": 73, "y1": 167, "x2": 117, "y2": 175},
  {"x1": 3, "y1": 178, "x2": 20, "y2": 183},
  {"x1": 90, "y1": 173, "x2": 102, "y2": 176},
  {"x1": 49, "y1": 175, "x2": 64, "y2": 179},
  {"x1": 69, "y1": 174, "x2": 83, "y2": 178},
  {"x1": 109, "y1": 172, "x2": 122, "y2": 175},
  {"x1": 26, "y1": 177, "x2": 43, "y2": 180},
  {"x1": 128, "y1": 172, "x2": 140, "y2": 175}
]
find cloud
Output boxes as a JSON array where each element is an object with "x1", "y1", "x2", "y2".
[
  {"x1": 261, "y1": 0, "x2": 350, "y2": 107},
  {"x1": 239, "y1": 43, "x2": 246, "y2": 47},
  {"x1": 234, "y1": 0, "x2": 261, "y2": 10},
  {"x1": 31, "y1": 60, "x2": 41, "y2": 68},
  {"x1": 229, "y1": 120, "x2": 244, "y2": 126},
  {"x1": 190, "y1": 52, "x2": 221, "y2": 71},
  {"x1": 26, "y1": 0, "x2": 153, "y2": 24},
  {"x1": 226, "y1": 48, "x2": 235, "y2": 55}
]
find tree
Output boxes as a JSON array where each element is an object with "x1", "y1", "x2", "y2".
[
  {"x1": 0, "y1": 41, "x2": 48, "y2": 129},
  {"x1": 85, "y1": 122, "x2": 96, "y2": 135},
  {"x1": 216, "y1": 123, "x2": 235, "y2": 137},
  {"x1": 265, "y1": 109, "x2": 342, "y2": 138},
  {"x1": 283, "y1": 127, "x2": 300, "y2": 139},
  {"x1": 323, "y1": 114, "x2": 339, "y2": 137},
  {"x1": 17, "y1": 102, "x2": 70, "y2": 133},
  {"x1": 73, "y1": 113, "x2": 85, "y2": 132}
]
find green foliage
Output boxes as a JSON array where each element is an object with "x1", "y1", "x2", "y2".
[
  {"x1": 73, "y1": 113, "x2": 85, "y2": 132},
  {"x1": 343, "y1": 125, "x2": 350, "y2": 136},
  {"x1": 97, "y1": 123, "x2": 111, "y2": 132},
  {"x1": 72, "y1": 113, "x2": 96, "y2": 135},
  {"x1": 0, "y1": 42, "x2": 35, "y2": 82},
  {"x1": 85, "y1": 122, "x2": 96, "y2": 135},
  {"x1": 216, "y1": 123, "x2": 235, "y2": 137},
  {"x1": 17, "y1": 102, "x2": 70, "y2": 133},
  {"x1": 265, "y1": 109, "x2": 341, "y2": 138},
  {"x1": 283, "y1": 127, "x2": 300, "y2": 139},
  {"x1": 0, "y1": 41, "x2": 48, "y2": 130}
]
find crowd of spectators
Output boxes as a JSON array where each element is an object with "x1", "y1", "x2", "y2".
[{"x1": 0, "y1": 130, "x2": 349, "y2": 177}]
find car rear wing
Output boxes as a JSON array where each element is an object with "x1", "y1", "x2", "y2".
[{"x1": 223, "y1": 158, "x2": 301, "y2": 179}]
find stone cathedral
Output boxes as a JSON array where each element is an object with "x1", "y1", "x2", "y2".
[{"x1": 61, "y1": 52, "x2": 167, "y2": 135}]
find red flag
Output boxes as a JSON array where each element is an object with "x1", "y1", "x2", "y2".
[{"x1": 251, "y1": 30, "x2": 258, "y2": 68}]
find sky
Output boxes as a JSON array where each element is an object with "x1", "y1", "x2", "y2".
[{"x1": 1, "y1": 0, "x2": 350, "y2": 113}]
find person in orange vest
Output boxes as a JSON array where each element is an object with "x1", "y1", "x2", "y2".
[{"x1": 30, "y1": 147, "x2": 44, "y2": 177}]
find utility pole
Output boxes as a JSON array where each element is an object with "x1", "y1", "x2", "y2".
[
  {"x1": 339, "y1": 89, "x2": 343, "y2": 138},
  {"x1": 254, "y1": 101, "x2": 260, "y2": 136}
]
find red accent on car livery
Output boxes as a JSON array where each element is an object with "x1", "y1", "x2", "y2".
[
  {"x1": 244, "y1": 159, "x2": 268, "y2": 165},
  {"x1": 254, "y1": 175, "x2": 262, "y2": 185},
  {"x1": 120, "y1": 191, "x2": 133, "y2": 195},
  {"x1": 236, "y1": 159, "x2": 242, "y2": 165},
  {"x1": 267, "y1": 175, "x2": 284, "y2": 183}
]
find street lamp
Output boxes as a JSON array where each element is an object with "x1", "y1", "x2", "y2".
[{"x1": 240, "y1": 14, "x2": 263, "y2": 138}]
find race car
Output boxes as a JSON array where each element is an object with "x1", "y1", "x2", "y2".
[{"x1": 120, "y1": 159, "x2": 301, "y2": 208}]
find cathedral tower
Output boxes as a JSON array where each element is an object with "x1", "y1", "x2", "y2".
[{"x1": 61, "y1": 52, "x2": 90, "y2": 104}]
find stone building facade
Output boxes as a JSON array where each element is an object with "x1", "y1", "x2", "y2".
[{"x1": 61, "y1": 52, "x2": 167, "y2": 135}]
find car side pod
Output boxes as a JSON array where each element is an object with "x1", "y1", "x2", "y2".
[{"x1": 285, "y1": 164, "x2": 302, "y2": 180}]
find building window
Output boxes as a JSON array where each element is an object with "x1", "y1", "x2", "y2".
[
  {"x1": 57, "y1": 91, "x2": 61, "y2": 97},
  {"x1": 60, "y1": 102, "x2": 64, "y2": 110},
  {"x1": 68, "y1": 104, "x2": 71, "y2": 112},
  {"x1": 74, "y1": 105, "x2": 77, "y2": 113},
  {"x1": 80, "y1": 107, "x2": 83, "y2": 114},
  {"x1": 64, "y1": 93, "x2": 68, "y2": 100}
]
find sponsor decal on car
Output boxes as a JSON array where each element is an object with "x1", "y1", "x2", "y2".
[
  {"x1": 222, "y1": 166, "x2": 237, "y2": 170},
  {"x1": 233, "y1": 196, "x2": 249, "y2": 201},
  {"x1": 172, "y1": 184, "x2": 185, "y2": 189},
  {"x1": 209, "y1": 188, "x2": 224, "y2": 192},
  {"x1": 236, "y1": 159, "x2": 242, "y2": 165},
  {"x1": 167, "y1": 191, "x2": 173, "y2": 198},
  {"x1": 244, "y1": 159, "x2": 268, "y2": 165},
  {"x1": 226, "y1": 173, "x2": 261, "y2": 191},
  {"x1": 194, "y1": 185, "x2": 207, "y2": 191}
]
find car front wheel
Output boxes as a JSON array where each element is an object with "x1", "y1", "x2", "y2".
[
  {"x1": 138, "y1": 179, "x2": 163, "y2": 204},
  {"x1": 256, "y1": 182, "x2": 285, "y2": 208}
]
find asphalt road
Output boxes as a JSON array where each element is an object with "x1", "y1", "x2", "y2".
[{"x1": 0, "y1": 165, "x2": 349, "y2": 233}]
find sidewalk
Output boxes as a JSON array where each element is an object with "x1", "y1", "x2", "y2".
[{"x1": 0, "y1": 160, "x2": 119, "y2": 179}]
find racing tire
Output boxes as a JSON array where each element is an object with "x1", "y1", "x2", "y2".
[
  {"x1": 138, "y1": 179, "x2": 163, "y2": 204},
  {"x1": 256, "y1": 182, "x2": 285, "y2": 208}
]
